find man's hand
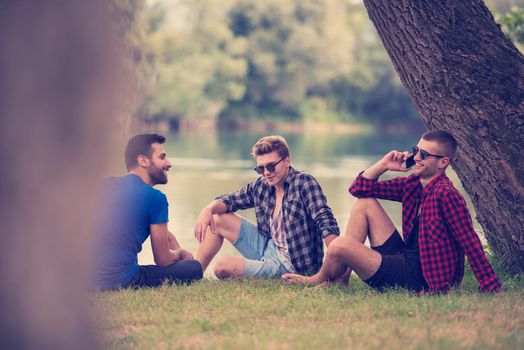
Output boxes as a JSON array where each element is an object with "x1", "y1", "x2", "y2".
[
  {"x1": 379, "y1": 150, "x2": 411, "y2": 172},
  {"x1": 173, "y1": 248, "x2": 194, "y2": 261},
  {"x1": 362, "y1": 150, "x2": 411, "y2": 180},
  {"x1": 194, "y1": 207, "x2": 216, "y2": 243}
]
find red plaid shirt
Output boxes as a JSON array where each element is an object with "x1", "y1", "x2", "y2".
[{"x1": 349, "y1": 172, "x2": 501, "y2": 293}]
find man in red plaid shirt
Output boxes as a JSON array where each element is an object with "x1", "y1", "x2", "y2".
[{"x1": 283, "y1": 130, "x2": 501, "y2": 293}]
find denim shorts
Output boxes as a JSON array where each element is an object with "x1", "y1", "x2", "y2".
[{"x1": 233, "y1": 218, "x2": 291, "y2": 278}]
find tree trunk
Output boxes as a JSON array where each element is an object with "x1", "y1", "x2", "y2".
[
  {"x1": 0, "y1": 1, "x2": 128, "y2": 348},
  {"x1": 362, "y1": 0, "x2": 524, "y2": 274}
]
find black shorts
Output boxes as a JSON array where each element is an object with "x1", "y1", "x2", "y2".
[
  {"x1": 130, "y1": 260, "x2": 203, "y2": 289},
  {"x1": 364, "y1": 230, "x2": 427, "y2": 292}
]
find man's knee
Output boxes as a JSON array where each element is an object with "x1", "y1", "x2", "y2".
[
  {"x1": 212, "y1": 213, "x2": 226, "y2": 235},
  {"x1": 213, "y1": 257, "x2": 237, "y2": 279},
  {"x1": 329, "y1": 236, "x2": 357, "y2": 260},
  {"x1": 171, "y1": 259, "x2": 203, "y2": 281},
  {"x1": 351, "y1": 198, "x2": 380, "y2": 215},
  {"x1": 212, "y1": 213, "x2": 240, "y2": 238},
  {"x1": 185, "y1": 260, "x2": 204, "y2": 280}
]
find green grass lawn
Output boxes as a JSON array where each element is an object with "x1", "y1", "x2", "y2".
[{"x1": 92, "y1": 270, "x2": 524, "y2": 350}]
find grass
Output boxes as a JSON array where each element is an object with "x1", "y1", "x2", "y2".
[{"x1": 92, "y1": 271, "x2": 524, "y2": 350}]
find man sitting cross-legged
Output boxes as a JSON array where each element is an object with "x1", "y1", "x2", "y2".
[
  {"x1": 91, "y1": 134, "x2": 202, "y2": 291},
  {"x1": 283, "y1": 130, "x2": 501, "y2": 294}
]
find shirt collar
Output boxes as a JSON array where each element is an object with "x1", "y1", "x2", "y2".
[
  {"x1": 422, "y1": 172, "x2": 449, "y2": 194},
  {"x1": 283, "y1": 166, "x2": 298, "y2": 186}
]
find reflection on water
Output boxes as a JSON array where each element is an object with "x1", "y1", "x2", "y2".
[{"x1": 139, "y1": 130, "x2": 483, "y2": 268}]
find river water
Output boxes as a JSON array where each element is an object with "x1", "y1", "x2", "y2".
[{"x1": 137, "y1": 130, "x2": 483, "y2": 270}]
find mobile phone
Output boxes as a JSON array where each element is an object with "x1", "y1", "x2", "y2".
[{"x1": 405, "y1": 154, "x2": 415, "y2": 168}]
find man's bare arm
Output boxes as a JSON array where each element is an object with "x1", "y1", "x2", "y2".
[
  {"x1": 167, "y1": 230, "x2": 180, "y2": 250},
  {"x1": 323, "y1": 234, "x2": 338, "y2": 247},
  {"x1": 151, "y1": 223, "x2": 192, "y2": 266},
  {"x1": 194, "y1": 199, "x2": 229, "y2": 242},
  {"x1": 362, "y1": 150, "x2": 410, "y2": 179}
]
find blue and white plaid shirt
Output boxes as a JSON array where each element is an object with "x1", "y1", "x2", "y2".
[{"x1": 217, "y1": 166, "x2": 340, "y2": 275}]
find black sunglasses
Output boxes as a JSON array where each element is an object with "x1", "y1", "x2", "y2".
[
  {"x1": 412, "y1": 146, "x2": 446, "y2": 160},
  {"x1": 254, "y1": 156, "x2": 287, "y2": 174}
]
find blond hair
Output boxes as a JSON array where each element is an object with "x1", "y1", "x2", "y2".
[{"x1": 251, "y1": 135, "x2": 290, "y2": 158}]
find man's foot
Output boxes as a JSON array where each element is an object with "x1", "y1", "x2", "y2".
[
  {"x1": 313, "y1": 278, "x2": 350, "y2": 290},
  {"x1": 281, "y1": 273, "x2": 321, "y2": 285}
]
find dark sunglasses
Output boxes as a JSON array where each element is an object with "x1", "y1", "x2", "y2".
[
  {"x1": 412, "y1": 146, "x2": 446, "y2": 160},
  {"x1": 254, "y1": 156, "x2": 287, "y2": 174}
]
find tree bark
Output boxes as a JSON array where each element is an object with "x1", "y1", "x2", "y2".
[{"x1": 362, "y1": 0, "x2": 524, "y2": 274}]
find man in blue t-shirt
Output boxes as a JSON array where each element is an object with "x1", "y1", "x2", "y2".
[{"x1": 92, "y1": 134, "x2": 202, "y2": 291}]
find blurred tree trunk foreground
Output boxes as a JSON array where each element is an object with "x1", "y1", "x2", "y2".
[{"x1": 363, "y1": 0, "x2": 524, "y2": 274}]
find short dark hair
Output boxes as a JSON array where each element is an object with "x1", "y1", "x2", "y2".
[
  {"x1": 125, "y1": 133, "x2": 166, "y2": 171},
  {"x1": 422, "y1": 130, "x2": 457, "y2": 159},
  {"x1": 251, "y1": 135, "x2": 290, "y2": 158}
]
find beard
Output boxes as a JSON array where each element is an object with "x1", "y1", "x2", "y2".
[
  {"x1": 413, "y1": 163, "x2": 438, "y2": 180},
  {"x1": 148, "y1": 165, "x2": 168, "y2": 185}
]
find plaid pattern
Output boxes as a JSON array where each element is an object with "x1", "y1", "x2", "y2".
[
  {"x1": 349, "y1": 172, "x2": 501, "y2": 293},
  {"x1": 217, "y1": 166, "x2": 340, "y2": 275}
]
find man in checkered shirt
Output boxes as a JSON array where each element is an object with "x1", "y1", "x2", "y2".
[
  {"x1": 283, "y1": 130, "x2": 501, "y2": 293},
  {"x1": 194, "y1": 135, "x2": 340, "y2": 279}
]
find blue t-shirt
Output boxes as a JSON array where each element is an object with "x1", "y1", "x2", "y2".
[{"x1": 92, "y1": 174, "x2": 168, "y2": 290}]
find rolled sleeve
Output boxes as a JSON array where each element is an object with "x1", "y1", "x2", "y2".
[
  {"x1": 349, "y1": 171, "x2": 378, "y2": 197},
  {"x1": 216, "y1": 181, "x2": 256, "y2": 213}
]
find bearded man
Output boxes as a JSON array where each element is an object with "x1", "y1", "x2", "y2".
[{"x1": 91, "y1": 134, "x2": 202, "y2": 290}]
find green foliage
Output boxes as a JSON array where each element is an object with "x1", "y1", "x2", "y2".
[
  {"x1": 122, "y1": 0, "x2": 419, "y2": 125},
  {"x1": 499, "y1": 6, "x2": 524, "y2": 50},
  {"x1": 325, "y1": 5, "x2": 419, "y2": 124},
  {"x1": 224, "y1": 0, "x2": 354, "y2": 120},
  {"x1": 488, "y1": 1, "x2": 524, "y2": 53},
  {"x1": 126, "y1": 0, "x2": 247, "y2": 121},
  {"x1": 222, "y1": 0, "x2": 419, "y2": 124}
]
